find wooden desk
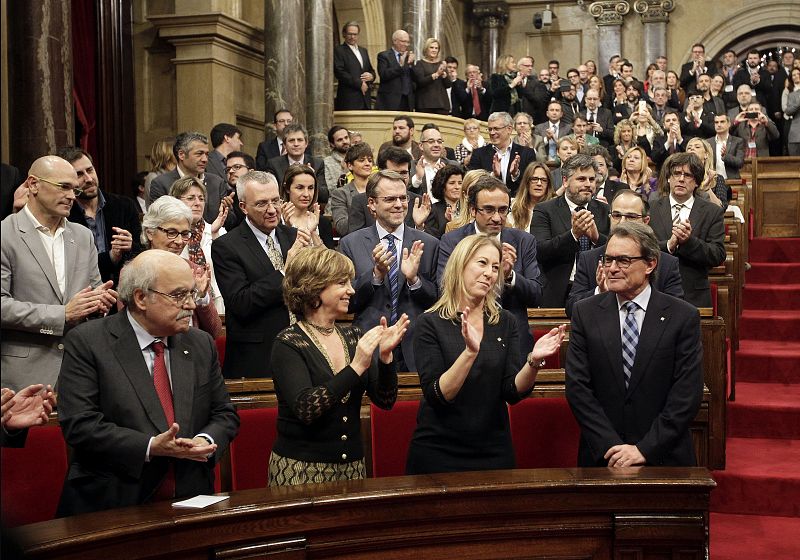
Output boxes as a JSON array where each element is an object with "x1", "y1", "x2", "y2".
[{"x1": 10, "y1": 468, "x2": 715, "y2": 560}]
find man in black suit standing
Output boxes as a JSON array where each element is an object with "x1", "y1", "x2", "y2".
[
  {"x1": 444, "y1": 56, "x2": 471, "y2": 119},
  {"x1": 531, "y1": 154, "x2": 610, "y2": 308},
  {"x1": 651, "y1": 112, "x2": 687, "y2": 169},
  {"x1": 648, "y1": 153, "x2": 726, "y2": 308},
  {"x1": 255, "y1": 110, "x2": 309, "y2": 171},
  {"x1": 149, "y1": 131, "x2": 233, "y2": 228},
  {"x1": 56, "y1": 250, "x2": 239, "y2": 515},
  {"x1": 212, "y1": 171, "x2": 311, "y2": 378},
  {"x1": 732, "y1": 50, "x2": 771, "y2": 108},
  {"x1": 59, "y1": 146, "x2": 142, "y2": 285},
  {"x1": 468, "y1": 112, "x2": 537, "y2": 197},
  {"x1": 376, "y1": 29, "x2": 415, "y2": 111},
  {"x1": 334, "y1": 21, "x2": 375, "y2": 111},
  {"x1": 566, "y1": 221, "x2": 703, "y2": 467},
  {"x1": 264, "y1": 123, "x2": 328, "y2": 200},
  {"x1": 679, "y1": 43, "x2": 718, "y2": 93},
  {"x1": 583, "y1": 89, "x2": 615, "y2": 147},
  {"x1": 583, "y1": 145, "x2": 627, "y2": 203},
  {"x1": 516, "y1": 56, "x2": 549, "y2": 125}
]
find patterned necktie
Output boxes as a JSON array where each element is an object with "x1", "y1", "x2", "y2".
[
  {"x1": 266, "y1": 236, "x2": 296, "y2": 324},
  {"x1": 549, "y1": 125, "x2": 558, "y2": 158},
  {"x1": 621, "y1": 302, "x2": 639, "y2": 390},
  {"x1": 471, "y1": 86, "x2": 481, "y2": 117},
  {"x1": 151, "y1": 340, "x2": 175, "y2": 500},
  {"x1": 672, "y1": 203, "x2": 685, "y2": 225},
  {"x1": 385, "y1": 234, "x2": 399, "y2": 324},
  {"x1": 187, "y1": 220, "x2": 206, "y2": 267},
  {"x1": 576, "y1": 206, "x2": 591, "y2": 252}
]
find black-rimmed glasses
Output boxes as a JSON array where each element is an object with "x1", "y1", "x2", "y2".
[
  {"x1": 156, "y1": 226, "x2": 192, "y2": 240},
  {"x1": 601, "y1": 255, "x2": 647, "y2": 269}
]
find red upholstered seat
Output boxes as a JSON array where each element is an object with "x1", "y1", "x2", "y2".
[
  {"x1": 1, "y1": 425, "x2": 68, "y2": 527},
  {"x1": 370, "y1": 401, "x2": 419, "y2": 478},
  {"x1": 509, "y1": 397, "x2": 580, "y2": 469},
  {"x1": 532, "y1": 329, "x2": 561, "y2": 369},
  {"x1": 229, "y1": 407, "x2": 277, "y2": 491},
  {"x1": 215, "y1": 335, "x2": 226, "y2": 367}
]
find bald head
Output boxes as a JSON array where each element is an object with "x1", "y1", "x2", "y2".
[
  {"x1": 25, "y1": 155, "x2": 80, "y2": 221},
  {"x1": 28, "y1": 155, "x2": 77, "y2": 181}
]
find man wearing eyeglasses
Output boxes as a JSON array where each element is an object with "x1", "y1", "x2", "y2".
[
  {"x1": 437, "y1": 174, "x2": 542, "y2": 353},
  {"x1": 339, "y1": 170, "x2": 438, "y2": 371},
  {"x1": 55, "y1": 249, "x2": 239, "y2": 515},
  {"x1": 58, "y1": 146, "x2": 142, "y2": 285},
  {"x1": 468, "y1": 112, "x2": 537, "y2": 197},
  {"x1": 531, "y1": 154, "x2": 610, "y2": 308},
  {"x1": 647, "y1": 153, "x2": 725, "y2": 308},
  {"x1": 566, "y1": 221, "x2": 703, "y2": 468},
  {"x1": 1, "y1": 156, "x2": 116, "y2": 391},
  {"x1": 410, "y1": 125, "x2": 459, "y2": 202},
  {"x1": 565, "y1": 189, "x2": 684, "y2": 317},
  {"x1": 222, "y1": 151, "x2": 255, "y2": 229}
]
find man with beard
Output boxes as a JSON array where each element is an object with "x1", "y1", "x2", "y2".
[
  {"x1": 59, "y1": 146, "x2": 142, "y2": 285},
  {"x1": 531, "y1": 154, "x2": 610, "y2": 308},
  {"x1": 324, "y1": 125, "x2": 352, "y2": 189},
  {"x1": 222, "y1": 150, "x2": 254, "y2": 228},
  {"x1": 560, "y1": 83, "x2": 582, "y2": 126},
  {"x1": 691, "y1": 73, "x2": 725, "y2": 117},
  {"x1": 379, "y1": 115, "x2": 422, "y2": 161},
  {"x1": 733, "y1": 50, "x2": 771, "y2": 108}
]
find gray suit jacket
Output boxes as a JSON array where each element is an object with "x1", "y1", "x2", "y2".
[
  {"x1": 1, "y1": 210, "x2": 102, "y2": 390},
  {"x1": 534, "y1": 121, "x2": 572, "y2": 158},
  {"x1": 339, "y1": 225, "x2": 439, "y2": 371},
  {"x1": 708, "y1": 135, "x2": 745, "y2": 179},
  {"x1": 206, "y1": 149, "x2": 227, "y2": 180}
]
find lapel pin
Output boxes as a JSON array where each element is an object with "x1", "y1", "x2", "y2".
[
  {"x1": 660, "y1": 317, "x2": 665, "y2": 321},
  {"x1": 184, "y1": 350, "x2": 189, "y2": 355}
]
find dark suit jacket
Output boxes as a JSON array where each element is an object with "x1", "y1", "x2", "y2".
[
  {"x1": 55, "y1": 311, "x2": 239, "y2": 515},
  {"x1": 376, "y1": 49, "x2": 414, "y2": 110},
  {"x1": 467, "y1": 143, "x2": 537, "y2": 197},
  {"x1": 265, "y1": 155, "x2": 329, "y2": 200},
  {"x1": 650, "y1": 135, "x2": 687, "y2": 169},
  {"x1": 1, "y1": 163, "x2": 22, "y2": 220},
  {"x1": 409, "y1": 157, "x2": 460, "y2": 198},
  {"x1": 488, "y1": 73, "x2": 520, "y2": 115},
  {"x1": 530, "y1": 196, "x2": 610, "y2": 308},
  {"x1": 520, "y1": 80, "x2": 550, "y2": 125},
  {"x1": 211, "y1": 221, "x2": 298, "y2": 377},
  {"x1": 346, "y1": 190, "x2": 418, "y2": 235},
  {"x1": 437, "y1": 223, "x2": 543, "y2": 353},
  {"x1": 732, "y1": 67, "x2": 771, "y2": 107},
  {"x1": 586, "y1": 106, "x2": 615, "y2": 146},
  {"x1": 339, "y1": 225, "x2": 439, "y2": 371},
  {"x1": 334, "y1": 43, "x2": 375, "y2": 110},
  {"x1": 565, "y1": 246, "x2": 684, "y2": 317},
  {"x1": 648, "y1": 196, "x2": 726, "y2": 308},
  {"x1": 446, "y1": 78, "x2": 471, "y2": 119},
  {"x1": 566, "y1": 289, "x2": 703, "y2": 466},
  {"x1": 149, "y1": 169, "x2": 235, "y2": 229},
  {"x1": 424, "y1": 200, "x2": 451, "y2": 239},
  {"x1": 69, "y1": 190, "x2": 142, "y2": 285},
  {"x1": 679, "y1": 60, "x2": 718, "y2": 91},
  {"x1": 206, "y1": 150, "x2": 227, "y2": 179},
  {"x1": 708, "y1": 135, "x2": 745, "y2": 179},
  {"x1": 255, "y1": 138, "x2": 311, "y2": 172},
  {"x1": 680, "y1": 111, "x2": 715, "y2": 140}
]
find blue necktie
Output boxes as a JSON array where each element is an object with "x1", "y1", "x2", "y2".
[
  {"x1": 576, "y1": 206, "x2": 591, "y2": 252},
  {"x1": 621, "y1": 301, "x2": 640, "y2": 389},
  {"x1": 385, "y1": 234, "x2": 399, "y2": 324}
]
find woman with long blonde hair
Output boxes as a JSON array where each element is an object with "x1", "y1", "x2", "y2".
[
  {"x1": 405, "y1": 234, "x2": 564, "y2": 474},
  {"x1": 683, "y1": 137, "x2": 729, "y2": 209},
  {"x1": 619, "y1": 146, "x2": 657, "y2": 201}
]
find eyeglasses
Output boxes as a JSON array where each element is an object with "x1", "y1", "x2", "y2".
[
  {"x1": 148, "y1": 288, "x2": 200, "y2": 306},
  {"x1": 486, "y1": 126, "x2": 509, "y2": 133},
  {"x1": 601, "y1": 255, "x2": 648, "y2": 269},
  {"x1": 31, "y1": 175, "x2": 83, "y2": 196},
  {"x1": 610, "y1": 211, "x2": 644, "y2": 220},
  {"x1": 528, "y1": 176, "x2": 548, "y2": 183},
  {"x1": 252, "y1": 199, "x2": 281, "y2": 210},
  {"x1": 180, "y1": 195, "x2": 205, "y2": 203},
  {"x1": 421, "y1": 139, "x2": 444, "y2": 145},
  {"x1": 225, "y1": 163, "x2": 249, "y2": 174},
  {"x1": 373, "y1": 195, "x2": 409, "y2": 204},
  {"x1": 156, "y1": 226, "x2": 192, "y2": 240},
  {"x1": 475, "y1": 205, "x2": 509, "y2": 217},
  {"x1": 670, "y1": 170, "x2": 695, "y2": 180}
]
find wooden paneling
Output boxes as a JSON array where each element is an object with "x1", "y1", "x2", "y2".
[{"x1": 751, "y1": 156, "x2": 800, "y2": 238}]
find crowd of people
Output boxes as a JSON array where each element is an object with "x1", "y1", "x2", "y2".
[{"x1": 2, "y1": 25, "x2": 792, "y2": 519}]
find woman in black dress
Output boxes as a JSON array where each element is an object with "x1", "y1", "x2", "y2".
[
  {"x1": 412, "y1": 38, "x2": 450, "y2": 115},
  {"x1": 424, "y1": 164, "x2": 464, "y2": 239},
  {"x1": 269, "y1": 247, "x2": 409, "y2": 486},
  {"x1": 406, "y1": 235, "x2": 565, "y2": 474},
  {"x1": 280, "y1": 164, "x2": 335, "y2": 248}
]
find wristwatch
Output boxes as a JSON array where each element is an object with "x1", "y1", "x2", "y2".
[{"x1": 527, "y1": 353, "x2": 546, "y2": 369}]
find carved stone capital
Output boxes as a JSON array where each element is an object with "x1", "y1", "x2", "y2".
[
  {"x1": 472, "y1": 1, "x2": 509, "y2": 29},
  {"x1": 633, "y1": 0, "x2": 675, "y2": 23},
  {"x1": 589, "y1": 1, "x2": 631, "y2": 26}
]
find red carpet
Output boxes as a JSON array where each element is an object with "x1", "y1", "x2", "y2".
[{"x1": 711, "y1": 237, "x2": 800, "y2": 559}]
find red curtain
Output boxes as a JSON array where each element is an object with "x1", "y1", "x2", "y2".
[{"x1": 71, "y1": 0, "x2": 97, "y2": 156}]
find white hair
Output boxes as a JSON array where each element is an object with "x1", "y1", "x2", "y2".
[
  {"x1": 236, "y1": 170, "x2": 278, "y2": 203},
  {"x1": 140, "y1": 196, "x2": 192, "y2": 246}
]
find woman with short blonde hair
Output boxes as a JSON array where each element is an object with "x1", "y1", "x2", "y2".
[{"x1": 412, "y1": 37, "x2": 450, "y2": 115}]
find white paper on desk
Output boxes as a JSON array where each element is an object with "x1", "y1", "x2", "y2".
[{"x1": 172, "y1": 495, "x2": 229, "y2": 509}]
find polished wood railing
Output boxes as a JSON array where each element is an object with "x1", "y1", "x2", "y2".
[{"x1": 9, "y1": 468, "x2": 715, "y2": 560}]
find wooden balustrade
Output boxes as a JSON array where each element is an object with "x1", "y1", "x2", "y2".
[
  {"x1": 9, "y1": 468, "x2": 715, "y2": 560},
  {"x1": 741, "y1": 156, "x2": 800, "y2": 237}
]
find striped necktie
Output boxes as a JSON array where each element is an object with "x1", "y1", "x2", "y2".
[
  {"x1": 385, "y1": 234, "x2": 399, "y2": 324},
  {"x1": 621, "y1": 301, "x2": 639, "y2": 389},
  {"x1": 672, "y1": 203, "x2": 685, "y2": 225}
]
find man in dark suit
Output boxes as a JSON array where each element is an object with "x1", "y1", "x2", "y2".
[
  {"x1": 444, "y1": 56, "x2": 471, "y2": 119},
  {"x1": 55, "y1": 250, "x2": 239, "y2": 515},
  {"x1": 651, "y1": 112, "x2": 687, "y2": 169},
  {"x1": 515, "y1": 56, "x2": 548, "y2": 125},
  {"x1": 1, "y1": 163, "x2": 22, "y2": 220},
  {"x1": 679, "y1": 43, "x2": 718, "y2": 92},
  {"x1": 149, "y1": 131, "x2": 234, "y2": 228},
  {"x1": 339, "y1": 170, "x2": 439, "y2": 371},
  {"x1": 264, "y1": 123, "x2": 328, "y2": 201},
  {"x1": 566, "y1": 221, "x2": 703, "y2": 467},
  {"x1": 468, "y1": 112, "x2": 537, "y2": 197},
  {"x1": 207, "y1": 123, "x2": 244, "y2": 180},
  {"x1": 531, "y1": 154, "x2": 610, "y2": 308},
  {"x1": 376, "y1": 29, "x2": 415, "y2": 111},
  {"x1": 534, "y1": 102, "x2": 572, "y2": 161},
  {"x1": 566, "y1": 190, "x2": 684, "y2": 316},
  {"x1": 410, "y1": 125, "x2": 460, "y2": 199},
  {"x1": 709, "y1": 114, "x2": 745, "y2": 179},
  {"x1": 732, "y1": 50, "x2": 771, "y2": 108},
  {"x1": 334, "y1": 21, "x2": 375, "y2": 110},
  {"x1": 211, "y1": 171, "x2": 310, "y2": 378},
  {"x1": 58, "y1": 147, "x2": 142, "y2": 285},
  {"x1": 583, "y1": 89, "x2": 615, "y2": 147},
  {"x1": 583, "y1": 145, "x2": 627, "y2": 203},
  {"x1": 648, "y1": 153, "x2": 726, "y2": 308},
  {"x1": 438, "y1": 175, "x2": 542, "y2": 353},
  {"x1": 464, "y1": 64, "x2": 491, "y2": 121},
  {"x1": 255, "y1": 110, "x2": 302, "y2": 170}
]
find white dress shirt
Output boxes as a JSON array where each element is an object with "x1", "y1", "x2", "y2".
[{"x1": 23, "y1": 205, "x2": 66, "y2": 296}]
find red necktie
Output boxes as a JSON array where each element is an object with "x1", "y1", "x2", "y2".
[
  {"x1": 151, "y1": 340, "x2": 175, "y2": 500},
  {"x1": 472, "y1": 86, "x2": 481, "y2": 116}
]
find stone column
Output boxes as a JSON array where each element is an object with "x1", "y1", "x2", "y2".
[
  {"x1": 589, "y1": 1, "x2": 630, "y2": 76},
  {"x1": 7, "y1": 0, "x2": 74, "y2": 172},
  {"x1": 305, "y1": 0, "x2": 333, "y2": 158},
  {"x1": 633, "y1": 0, "x2": 675, "y2": 66},
  {"x1": 429, "y1": 0, "x2": 443, "y2": 42},
  {"x1": 403, "y1": 0, "x2": 427, "y2": 61},
  {"x1": 265, "y1": 0, "x2": 305, "y2": 133},
  {"x1": 473, "y1": 1, "x2": 509, "y2": 77}
]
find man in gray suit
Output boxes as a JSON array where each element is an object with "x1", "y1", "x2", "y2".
[
  {"x1": 534, "y1": 102, "x2": 572, "y2": 161},
  {"x1": 149, "y1": 131, "x2": 235, "y2": 228},
  {"x1": 1, "y1": 156, "x2": 116, "y2": 391},
  {"x1": 339, "y1": 170, "x2": 439, "y2": 372}
]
